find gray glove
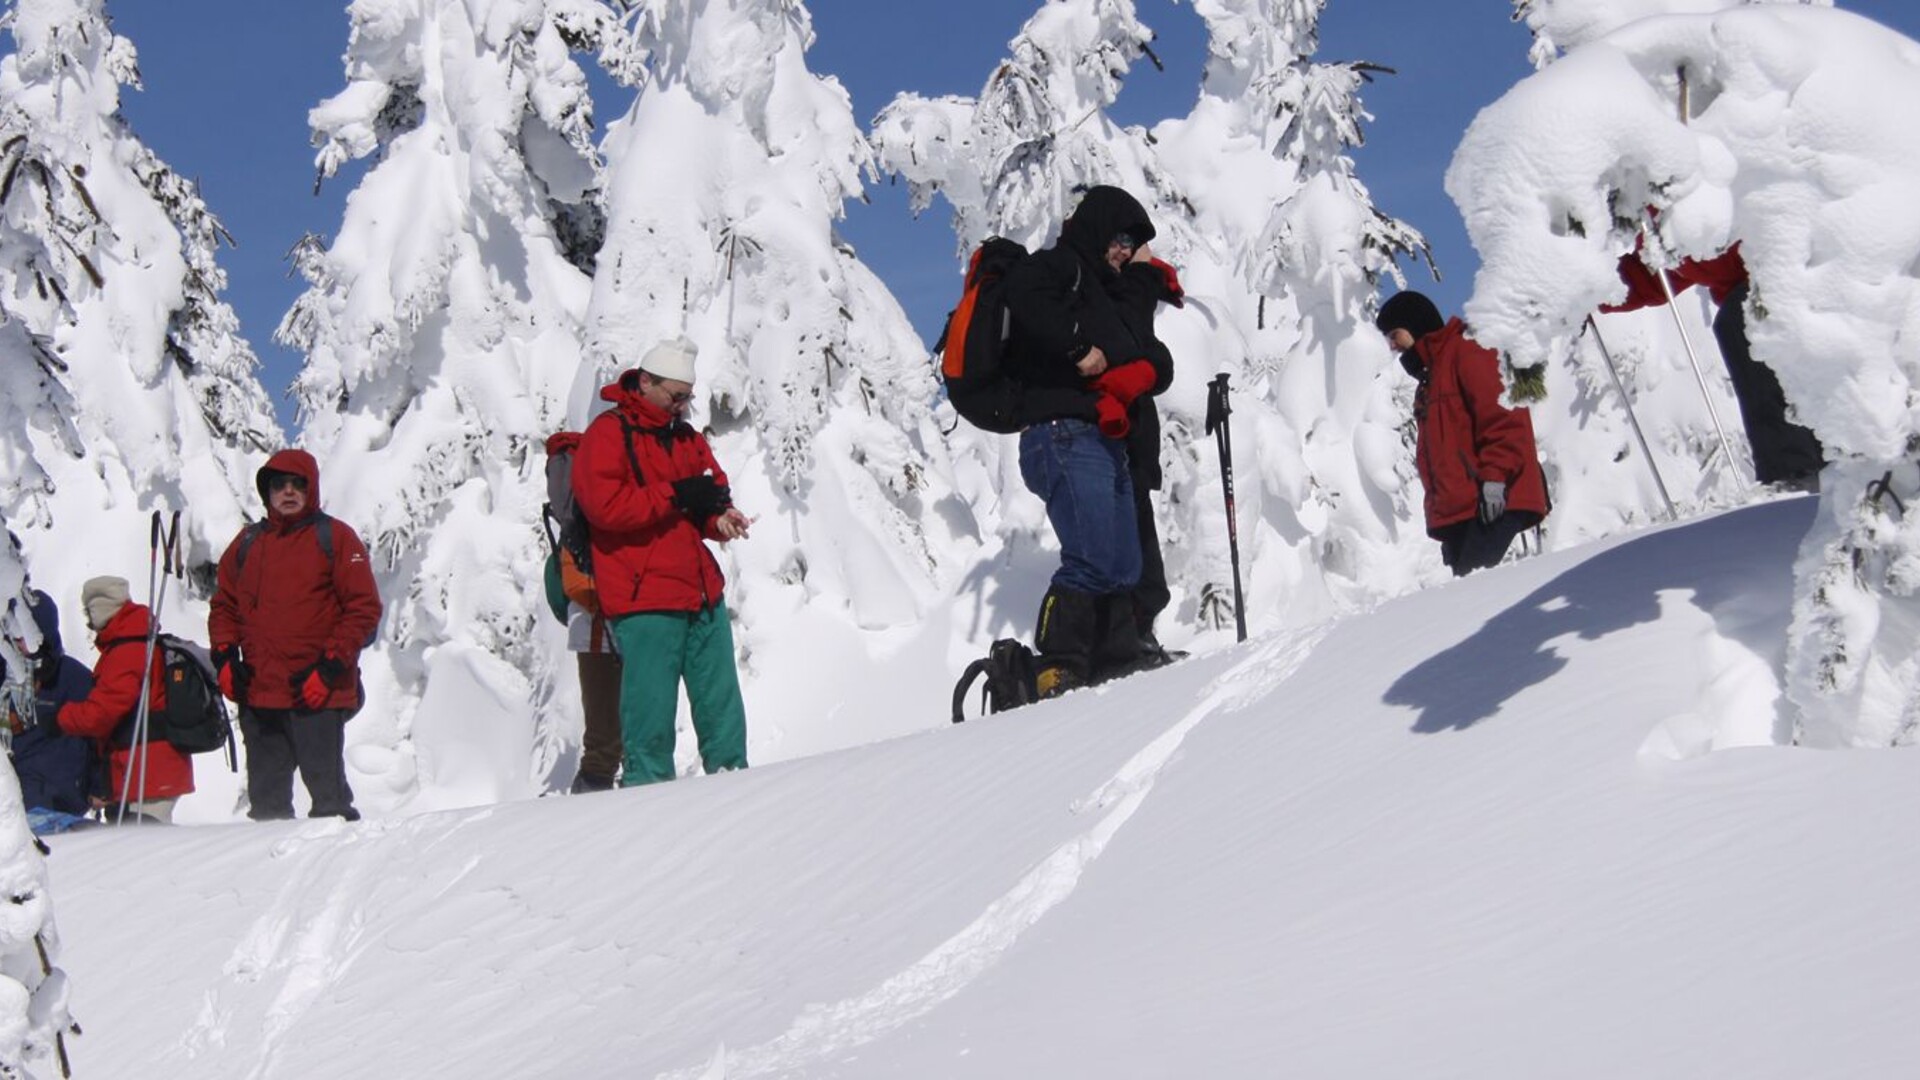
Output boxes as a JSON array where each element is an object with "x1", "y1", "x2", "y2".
[{"x1": 1479, "y1": 480, "x2": 1507, "y2": 524}]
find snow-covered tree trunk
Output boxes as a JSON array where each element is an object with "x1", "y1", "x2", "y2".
[
  {"x1": 583, "y1": 0, "x2": 978, "y2": 762},
  {"x1": 1450, "y1": 3, "x2": 1920, "y2": 748},
  {"x1": 0, "y1": 0, "x2": 280, "y2": 640},
  {"x1": 0, "y1": 534, "x2": 74, "y2": 1078},
  {"x1": 283, "y1": 0, "x2": 626, "y2": 810}
]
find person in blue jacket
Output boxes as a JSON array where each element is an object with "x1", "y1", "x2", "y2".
[{"x1": 8, "y1": 590, "x2": 100, "y2": 832}]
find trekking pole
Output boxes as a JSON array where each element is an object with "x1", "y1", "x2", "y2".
[
  {"x1": 118, "y1": 511, "x2": 163, "y2": 824},
  {"x1": 1643, "y1": 217, "x2": 1748, "y2": 490},
  {"x1": 1204, "y1": 373, "x2": 1247, "y2": 643},
  {"x1": 1585, "y1": 316, "x2": 1678, "y2": 521},
  {"x1": 118, "y1": 510, "x2": 178, "y2": 824}
]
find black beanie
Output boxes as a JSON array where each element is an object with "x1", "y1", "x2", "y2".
[{"x1": 1374, "y1": 291, "x2": 1445, "y2": 342}]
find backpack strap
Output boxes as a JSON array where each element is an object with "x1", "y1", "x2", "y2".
[
  {"x1": 234, "y1": 514, "x2": 334, "y2": 571},
  {"x1": 615, "y1": 417, "x2": 649, "y2": 487}
]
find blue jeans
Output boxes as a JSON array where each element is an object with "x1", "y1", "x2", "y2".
[{"x1": 1019, "y1": 419, "x2": 1141, "y2": 594}]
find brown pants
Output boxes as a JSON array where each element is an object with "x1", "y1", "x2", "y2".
[{"x1": 577, "y1": 651, "x2": 624, "y2": 782}]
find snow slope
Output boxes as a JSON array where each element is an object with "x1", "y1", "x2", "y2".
[{"x1": 44, "y1": 494, "x2": 1920, "y2": 1078}]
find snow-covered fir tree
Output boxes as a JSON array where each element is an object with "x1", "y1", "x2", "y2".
[
  {"x1": 581, "y1": 0, "x2": 984, "y2": 761},
  {"x1": 1511, "y1": 0, "x2": 1832, "y2": 69},
  {"x1": 281, "y1": 0, "x2": 629, "y2": 810},
  {"x1": 0, "y1": 534, "x2": 74, "y2": 1079},
  {"x1": 1159, "y1": 0, "x2": 1438, "y2": 618},
  {"x1": 0, "y1": 0, "x2": 280, "y2": 614},
  {"x1": 875, "y1": 0, "x2": 1439, "y2": 634},
  {"x1": 1450, "y1": 1, "x2": 1920, "y2": 748}
]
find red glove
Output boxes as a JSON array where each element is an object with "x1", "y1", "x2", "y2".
[
  {"x1": 298, "y1": 654, "x2": 347, "y2": 710},
  {"x1": 299, "y1": 669, "x2": 330, "y2": 709},
  {"x1": 1149, "y1": 258, "x2": 1185, "y2": 307},
  {"x1": 1091, "y1": 361, "x2": 1159, "y2": 437}
]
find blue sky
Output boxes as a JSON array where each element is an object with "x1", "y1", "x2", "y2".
[{"x1": 88, "y1": 2, "x2": 1920, "y2": 432}]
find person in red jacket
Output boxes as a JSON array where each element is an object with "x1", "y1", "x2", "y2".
[
  {"x1": 1375, "y1": 292, "x2": 1551, "y2": 576},
  {"x1": 572, "y1": 337, "x2": 751, "y2": 787},
  {"x1": 210, "y1": 449, "x2": 382, "y2": 821},
  {"x1": 40, "y1": 576, "x2": 192, "y2": 823},
  {"x1": 1604, "y1": 243, "x2": 1824, "y2": 487}
]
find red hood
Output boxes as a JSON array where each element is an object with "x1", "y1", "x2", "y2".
[
  {"x1": 599, "y1": 372, "x2": 674, "y2": 428},
  {"x1": 256, "y1": 448, "x2": 323, "y2": 525}
]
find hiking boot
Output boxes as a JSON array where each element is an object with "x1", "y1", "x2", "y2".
[
  {"x1": 571, "y1": 771, "x2": 616, "y2": 794},
  {"x1": 1035, "y1": 665, "x2": 1085, "y2": 700}
]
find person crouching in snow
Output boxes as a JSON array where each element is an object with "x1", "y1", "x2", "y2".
[
  {"x1": 210, "y1": 449, "x2": 383, "y2": 822},
  {"x1": 1375, "y1": 291, "x2": 1550, "y2": 576},
  {"x1": 23, "y1": 576, "x2": 194, "y2": 824},
  {"x1": 6, "y1": 589, "x2": 101, "y2": 832},
  {"x1": 572, "y1": 337, "x2": 751, "y2": 786}
]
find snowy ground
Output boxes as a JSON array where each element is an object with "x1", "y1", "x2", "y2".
[{"x1": 45, "y1": 494, "x2": 1920, "y2": 1079}]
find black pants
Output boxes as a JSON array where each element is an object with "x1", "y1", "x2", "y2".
[
  {"x1": 1436, "y1": 512, "x2": 1541, "y2": 577},
  {"x1": 241, "y1": 707, "x2": 356, "y2": 820},
  {"x1": 1715, "y1": 282, "x2": 1824, "y2": 484},
  {"x1": 1130, "y1": 474, "x2": 1170, "y2": 640}
]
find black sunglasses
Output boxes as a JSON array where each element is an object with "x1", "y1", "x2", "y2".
[{"x1": 267, "y1": 474, "x2": 309, "y2": 492}]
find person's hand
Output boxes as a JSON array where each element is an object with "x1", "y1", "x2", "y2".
[
  {"x1": 1094, "y1": 394, "x2": 1131, "y2": 438},
  {"x1": 14, "y1": 700, "x2": 60, "y2": 735},
  {"x1": 1480, "y1": 481, "x2": 1508, "y2": 524},
  {"x1": 297, "y1": 654, "x2": 346, "y2": 710},
  {"x1": 213, "y1": 646, "x2": 252, "y2": 704},
  {"x1": 714, "y1": 508, "x2": 752, "y2": 542},
  {"x1": 671, "y1": 475, "x2": 731, "y2": 524},
  {"x1": 1075, "y1": 345, "x2": 1109, "y2": 378}
]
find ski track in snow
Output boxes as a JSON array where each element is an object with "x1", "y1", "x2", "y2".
[
  {"x1": 664, "y1": 626, "x2": 1330, "y2": 1079},
  {"x1": 179, "y1": 812, "x2": 489, "y2": 1077}
]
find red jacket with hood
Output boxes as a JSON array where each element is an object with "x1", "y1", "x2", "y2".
[
  {"x1": 209, "y1": 448, "x2": 384, "y2": 711},
  {"x1": 57, "y1": 602, "x2": 194, "y2": 801},
  {"x1": 572, "y1": 375, "x2": 731, "y2": 618},
  {"x1": 1409, "y1": 319, "x2": 1550, "y2": 535}
]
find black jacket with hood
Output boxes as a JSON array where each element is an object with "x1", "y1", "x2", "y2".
[{"x1": 1002, "y1": 185, "x2": 1177, "y2": 484}]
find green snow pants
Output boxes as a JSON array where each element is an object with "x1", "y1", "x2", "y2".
[{"x1": 608, "y1": 602, "x2": 749, "y2": 786}]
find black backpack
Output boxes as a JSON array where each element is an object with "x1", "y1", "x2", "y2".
[
  {"x1": 154, "y1": 635, "x2": 233, "y2": 757},
  {"x1": 935, "y1": 237, "x2": 1032, "y2": 434},
  {"x1": 106, "y1": 634, "x2": 236, "y2": 769},
  {"x1": 950, "y1": 639, "x2": 1039, "y2": 723}
]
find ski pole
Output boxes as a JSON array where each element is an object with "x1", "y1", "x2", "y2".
[
  {"x1": 119, "y1": 511, "x2": 164, "y2": 824},
  {"x1": 1204, "y1": 373, "x2": 1247, "y2": 643},
  {"x1": 1585, "y1": 316, "x2": 1678, "y2": 521},
  {"x1": 1643, "y1": 217, "x2": 1748, "y2": 489},
  {"x1": 119, "y1": 510, "x2": 179, "y2": 824}
]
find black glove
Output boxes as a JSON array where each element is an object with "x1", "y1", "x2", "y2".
[
  {"x1": 671, "y1": 475, "x2": 731, "y2": 525},
  {"x1": 1479, "y1": 480, "x2": 1508, "y2": 524},
  {"x1": 32, "y1": 700, "x2": 60, "y2": 733}
]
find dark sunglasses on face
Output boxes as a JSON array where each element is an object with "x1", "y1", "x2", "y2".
[
  {"x1": 665, "y1": 389, "x2": 693, "y2": 405},
  {"x1": 1110, "y1": 231, "x2": 1139, "y2": 252},
  {"x1": 268, "y1": 474, "x2": 309, "y2": 493}
]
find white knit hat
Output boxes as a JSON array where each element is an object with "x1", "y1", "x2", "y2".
[
  {"x1": 81, "y1": 576, "x2": 131, "y2": 631},
  {"x1": 639, "y1": 337, "x2": 698, "y2": 384}
]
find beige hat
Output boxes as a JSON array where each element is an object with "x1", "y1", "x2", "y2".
[
  {"x1": 639, "y1": 337, "x2": 698, "y2": 384},
  {"x1": 81, "y1": 576, "x2": 131, "y2": 631}
]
